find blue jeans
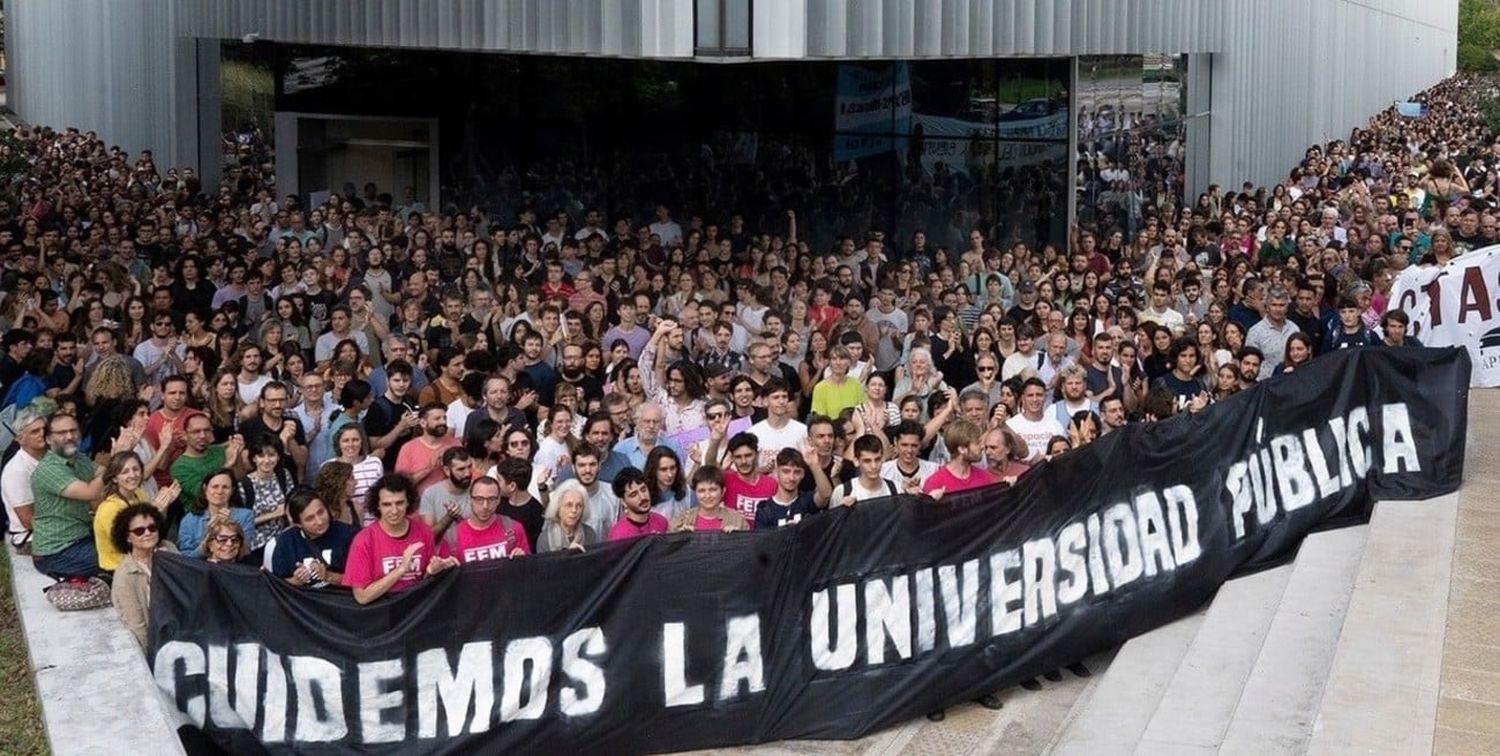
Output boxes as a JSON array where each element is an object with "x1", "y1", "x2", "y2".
[{"x1": 33, "y1": 537, "x2": 100, "y2": 578}]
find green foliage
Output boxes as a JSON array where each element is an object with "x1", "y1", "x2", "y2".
[{"x1": 1459, "y1": 0, "x2": 1500, "y2": 72}]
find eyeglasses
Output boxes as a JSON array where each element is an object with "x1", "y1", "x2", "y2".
[
  {"x1": 978, "y1": 366, "x2": 997, "y2": 373},
  {"x1": 706, "y1": 412, "x2": 727, "y2": 420},
  {"x1": 211, "y1": 534, "x2": 242, "y2": 545},
  {"x1": 471, "y1": 496, "x2": 501, "y2": 504},
  {"x1": 129, "y1": 524, "x2": 159, "y2": 536}
]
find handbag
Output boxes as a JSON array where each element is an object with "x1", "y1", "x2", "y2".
[{"x1": 44, "y1": 576, "x2": 112, "y2": 611}]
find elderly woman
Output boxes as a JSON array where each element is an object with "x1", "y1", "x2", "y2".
[
  {"x1": 110, "y1": 504, "x2": 176, "y2": 648},
  {"x1": 536, "y1": 479, "x2": 599, "y2": 553},
  {"x1": 270, "y1": 487, "x2": 358, "y2": 588},
  {"x1": 892, "y1": 346, "x2": 948, "y2": 421},
  {"x1": 199, "y1": 516, "x2": 252, "y2": 564},
  {"x1": 177, "y1": 468, "x2": 255, "y2": 557}
]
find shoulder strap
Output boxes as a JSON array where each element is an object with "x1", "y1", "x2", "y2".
[
  {"x1": 885, "y1": 479, "x2": 898, "y2": 496},
  {"x1": 238, "y1": 478, "x2": 257, "y2": 511}
]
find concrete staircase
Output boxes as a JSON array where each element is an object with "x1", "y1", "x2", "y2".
[{"x1": 1046, "y1": 493, "x2": 1460, "y2": 756}]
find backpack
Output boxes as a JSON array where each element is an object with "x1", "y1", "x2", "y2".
[
  {"x1": 237, "y1": 467, "x2": 295, "y2": 514},
  {"x1": 836, "y1": 478, "x2": 898, "y2": 505}
]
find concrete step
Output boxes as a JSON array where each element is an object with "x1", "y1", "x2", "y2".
[
  {"x1": 7, "y1": 553, "x2": 186, "y2": 756},
  {"x1": 1215, "y1": 525, "x2": 1370, "y2": 755},
  {"x1": 1307, "y1": 495, "x2": 1460, "y2": 755},
  {"x1": 1133, "y1": 560, "x2": 1300, "y2": 753},
  {"x1": 1046, "y1": 608, "x2": 1208, "y2": 755}
]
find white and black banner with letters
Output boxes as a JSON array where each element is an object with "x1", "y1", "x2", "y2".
[{"x1": 149, "y1": 348, "x2": 1470, "y2": 755}]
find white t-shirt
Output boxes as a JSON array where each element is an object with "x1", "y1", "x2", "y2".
[
  {"x1": 833, "y1": 477, "x2": 897, "y2": 506},
  {"x1": 881, "y1": 458, "x2": 939, "y2": 492},
  {"x1": 446, "y1": 399, "x2": 476, "y2": 441},
  {"x1": 1, "y1": 450, "x2": 40, "y2": 544},
  {"x1": 238, "y1": 374, "x2": 273, "y2": 405},
  {"x1": 1007, "y1": 414, "x2": 1066, "y2": 460},
  {"x1": 748, "y1": 418, "x2": 808, "y2": 470}
]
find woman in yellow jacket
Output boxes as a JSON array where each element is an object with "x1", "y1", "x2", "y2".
[{"x1": 93, "y1": 451, "x2": 180, "y2": 572}]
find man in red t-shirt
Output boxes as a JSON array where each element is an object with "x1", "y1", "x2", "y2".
[
  {"x1": 145, "y1": 375, "x2": 200, "y2": 487},
  {"x1": 922, "y1": 421, "x2": 997, "y2": 499},
  {"x1": 395, "y1": 403, "x2": 461, "y2": 494},
  {"x1": 721, "y1": 432, "x2": 778, "y2": 524}
]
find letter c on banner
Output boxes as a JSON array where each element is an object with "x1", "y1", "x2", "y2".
[{"x1": 155, "y1": 640, "x2": 207, "y2": 726}]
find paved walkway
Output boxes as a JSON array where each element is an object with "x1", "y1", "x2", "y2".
[{"x1": 1436, "y1": 388, "x2": 1500, "y2": 752}]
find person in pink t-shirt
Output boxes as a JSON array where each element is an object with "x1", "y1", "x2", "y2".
[
  {"x1": 346, "y1": 474, "x2": 458, "y2": 604},
  {"x1": 607, "y1": 468, "x2": 668, "y2": 541},
  {"x1": 394, "y1": 403, "x2": 462, "y2": 495},
  {"x1": 449, "y1": 476, "x2": 531, "y2": 563},
  {"x1": 922, "y1": 421, "x2": 998, "y2": 499},
  {"x1": 721, "y1": 433, "x2": 777, "y2": 524}
]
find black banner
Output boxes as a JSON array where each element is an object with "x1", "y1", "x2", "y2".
[{"x1": 149, "y1": 348, "x2": 1470, "y2": 755}]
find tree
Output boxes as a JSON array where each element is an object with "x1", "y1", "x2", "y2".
[{"x1": 1459, "y1": 0, "x2": 1500, "y2": 72}]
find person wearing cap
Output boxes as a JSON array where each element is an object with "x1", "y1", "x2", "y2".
[{"x1": 1006, "y1": 282, "x2": 1039, "y2": 329}]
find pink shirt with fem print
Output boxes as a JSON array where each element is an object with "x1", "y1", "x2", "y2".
[
  {"x1": 343, "y1": 516, "x2": 438, "y2": 594},
  {"x1": 447, "y1": 516, "x2": 532, "y2": 563}
]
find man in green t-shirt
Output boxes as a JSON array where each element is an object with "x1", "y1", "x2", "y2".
[
  {"x1": 169, "y1": 413, "x2": 246, "y2": 509},
  {"x1": 31, "y1": 412, "x2": 126, "y2": 577}
]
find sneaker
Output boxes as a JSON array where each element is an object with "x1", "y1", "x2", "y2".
[
  {"x1": 926, "y1": 710, "x2": 946, "y2": 722},
  {"x1": 1067, "y1": 662, "x2": 1093, "y2": 678},
  {"x1": 1020, "y1": 678, "x2": 1042, "y2": 691},
  {"x1": 1043, "y1": 669, "x2": 1063, "y2": 682},
  {"x1": 975, "y1": 693, "x2": 1003, "y2": 710}
]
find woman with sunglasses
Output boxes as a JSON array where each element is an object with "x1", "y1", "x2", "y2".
[
  {"x1": 199, "y1": 516, "x2": 251, "y2": 564},
  {"x1": 110, "y1": 504, "x2": 175, "y2": 648}
]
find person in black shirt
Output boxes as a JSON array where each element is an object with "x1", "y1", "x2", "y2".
[
  {"x1": 494, "y1": 457, "x2": 545, "y2": 548},
  {"x1": 363, "y1": 359, "x2": 420, "y2": 469},
  {"x1": 237, "y1": 380, "x2": 308, "y2": 482}
]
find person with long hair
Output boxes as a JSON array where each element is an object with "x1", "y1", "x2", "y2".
[
  {"x1": 645, "y1": 446, "x2": 693, "y2": 520},
  {"x1": 463, "y1": 417, "x2": 507, "y2": 472},
  {"x1": 206, "y1": 370, "x2": 246, "y2": 442},
  {"x1": 82, "y1": 355, "x2": 137, "y2": 458},
  {"x1": 314, "y1": 459, "x2": 360, "y2": 527},
  {"x1": 177, "y1": 468, "x2": 254, "y2": 557},
  {"x1": 1277, "y1": 331, "x2": 1317, "y2": 373},
  {"x1": 269, "y1": 487, "x2": 358, "y2": 588},
  {"x1": 109, "y1": 504, "x2": 175, "y2": 648},
  {"x1": 93, "y1": 451, "x2": 180, "y2": 572}
]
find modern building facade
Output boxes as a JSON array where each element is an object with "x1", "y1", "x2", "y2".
[{"x1": 5, "y1": 1, "x2": 1458, "y2": 249}]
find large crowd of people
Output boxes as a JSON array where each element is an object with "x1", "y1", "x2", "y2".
[{"x1": 0, "y1": 72, "x2": 1491, "y2": 705}]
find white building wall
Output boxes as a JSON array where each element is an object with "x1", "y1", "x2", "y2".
[
  {"x1": 1208, "y1": 0, "x2": 1458, "y2": 190},
  {"x1": 4, "y1": 0, "x2": 1458, "y2": 191},
  {"x1": 6, "y1": 0, "x2": 204, "y2": 170}
]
